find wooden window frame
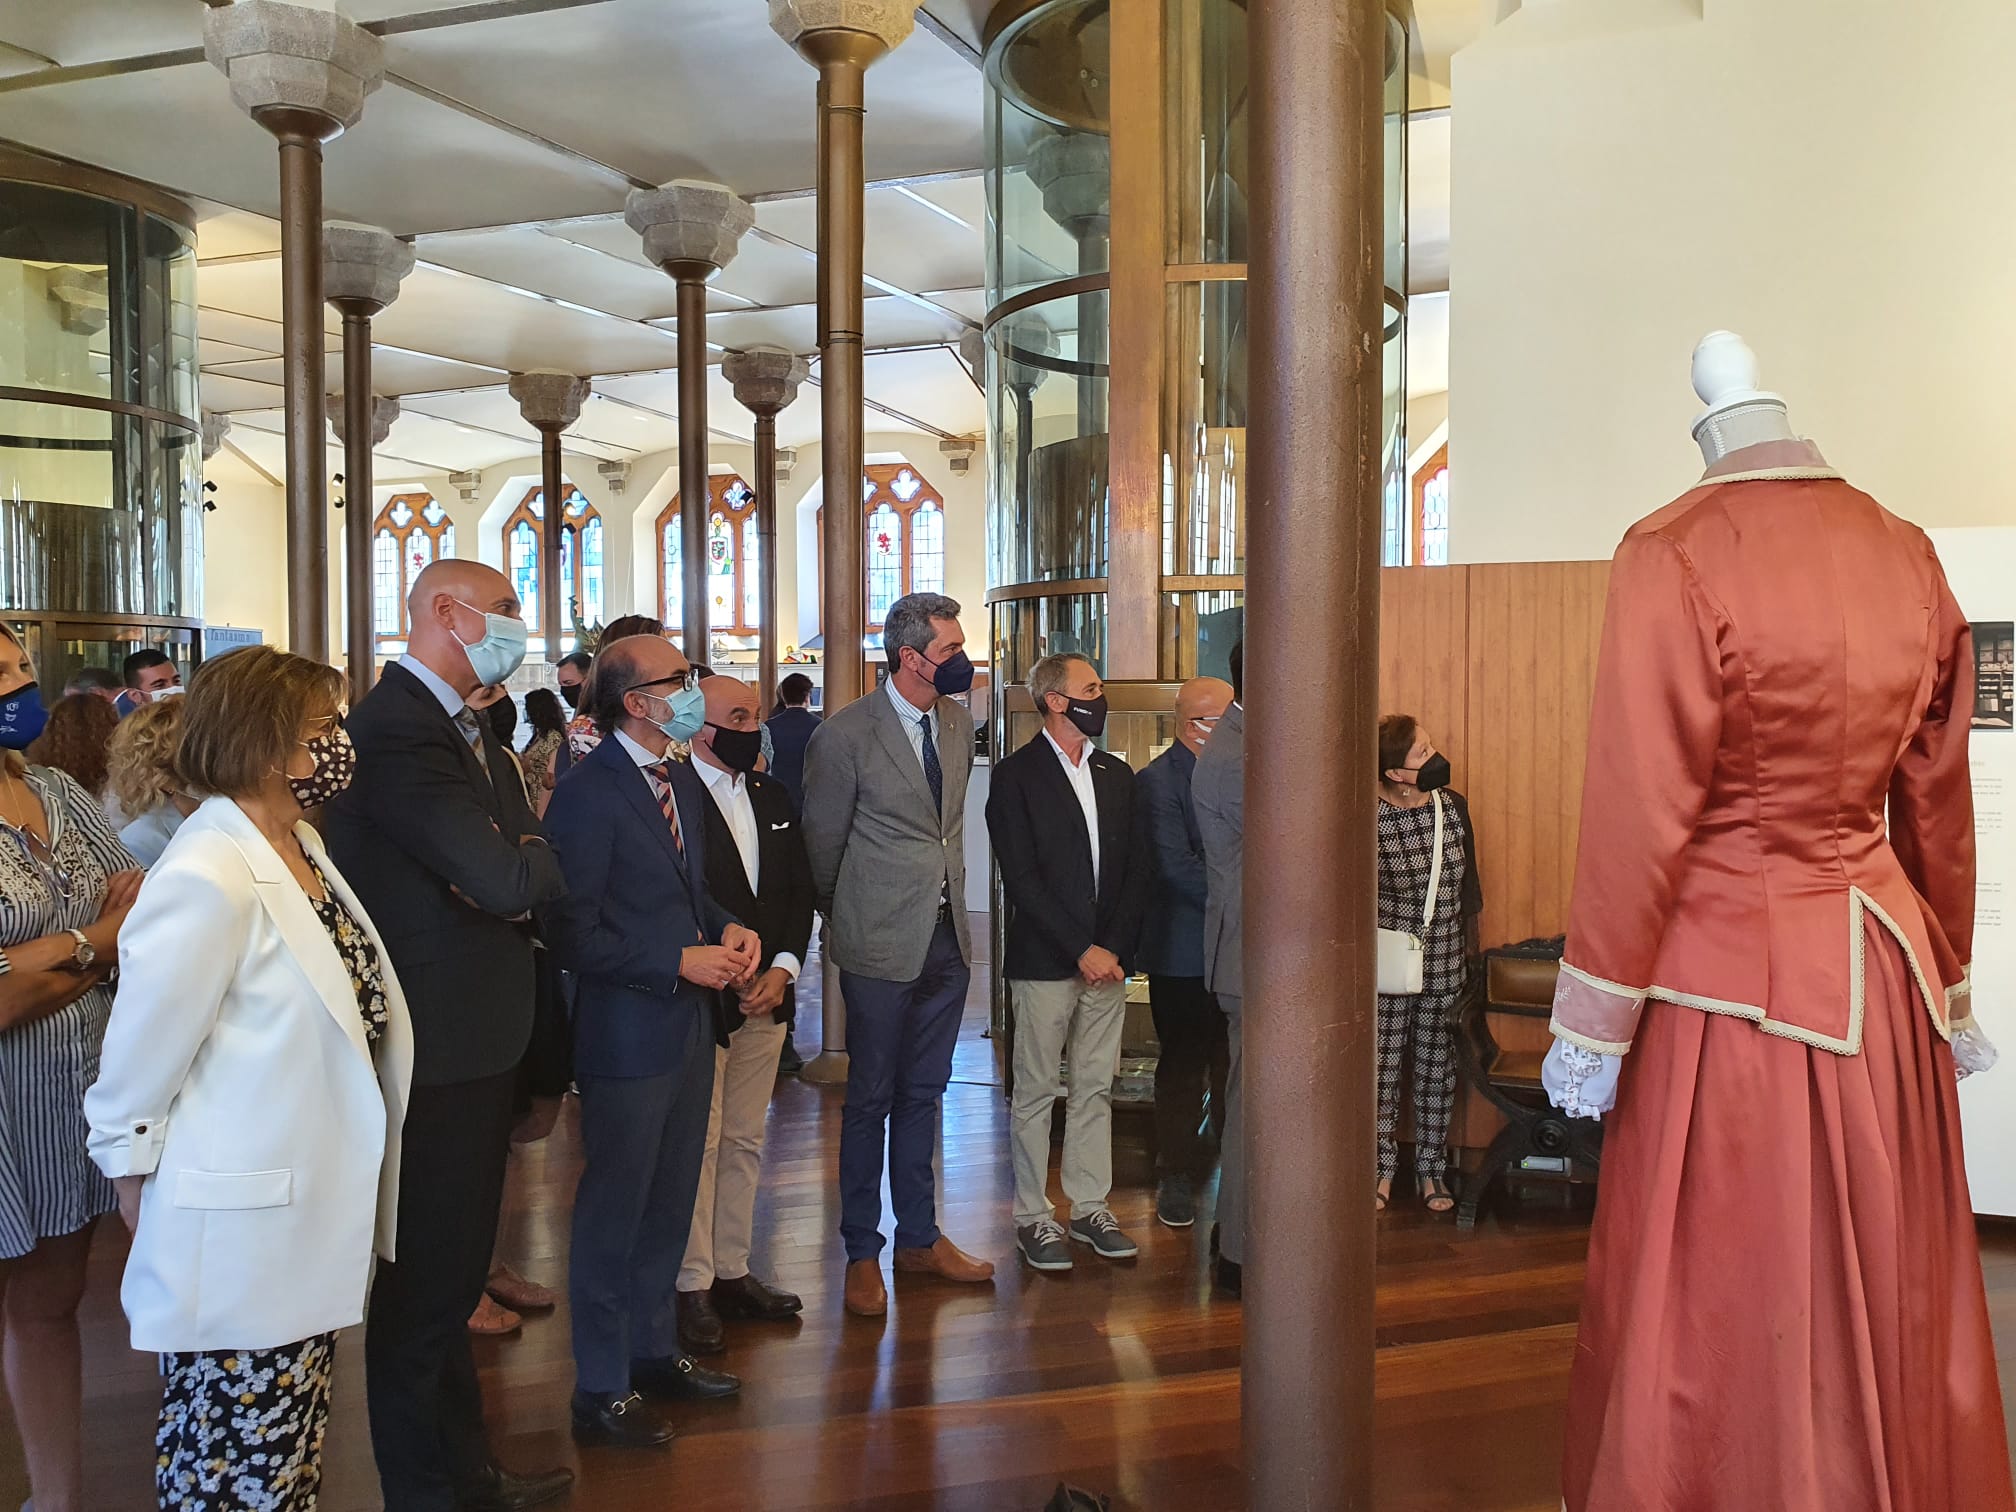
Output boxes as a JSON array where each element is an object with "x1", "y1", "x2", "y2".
[
  {"x1": 371, "y1": 490, "x2": 455, "y2": 643},
  {"x1": 657, "y1": 474, "x2": 760, "y2": 640}
]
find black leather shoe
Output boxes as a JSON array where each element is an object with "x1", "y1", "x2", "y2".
[
  {"x1": 777, "y1": 1037, "x2": 804, "y2": 1076},
  {"x1": 460, "y1": 1460, "x2": 577, "y2": 1509},
  {"x1": 632, "y1": 1352, "x2": 742, "y2": 1401},
  {"x1": 676, "y1": 1287, "x2": 726, "y2": 1355},
  {"x1": 1214, "y1": 1257, "x2": 1243, "y2": 1299},
  {"x1": 713, "y1": 1272, "x2": 803, "y2": 1321},
  {"x1": 570, "y1": 1389, "x2": 674, "y2": 1450}
]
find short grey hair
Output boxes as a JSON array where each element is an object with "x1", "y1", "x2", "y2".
[
  {"x1": 883, "y1": 592, "x2": 962, "y2": 669},
  {"x1": 1028, "y1": 652, "x2": 1089, "y2": 714}
]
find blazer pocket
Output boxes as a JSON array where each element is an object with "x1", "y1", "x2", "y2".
[{"x1": 172, "y1": 1168, "x2": 294, "y2": 1211}]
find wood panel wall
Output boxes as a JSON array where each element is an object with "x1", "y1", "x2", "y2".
[{"x1": 1377, "y1": 561, "x2": 1612, "y2": 1147}]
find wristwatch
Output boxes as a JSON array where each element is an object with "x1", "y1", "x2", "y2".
[{"x1": 66, "y1": 929, "x2": 95, "y2": 970}]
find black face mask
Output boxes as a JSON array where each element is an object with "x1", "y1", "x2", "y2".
[
  {"x1": 1412, "y1": 753, "x2": 1452, "y2": 793},
  {"x1": 1057, "y1": 693, "x2": 1108, "y2": 739},
  {"x1": 558, "y1": 682, "x2": 581, "y2": 710},
  {"x1": 706, "y1": 723, "x2": 763, "y2": 774}
]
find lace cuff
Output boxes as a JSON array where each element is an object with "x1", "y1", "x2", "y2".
[
  {"x1": 1550, "y1": 962, "x2": 1646, "y2": 1054},
  {"x1": 1542, "y1": 1039, "x2": 1620, "y2": 1120},
  {"x1": 1952, "y1": 1022, "x2": 1997, "y2": 1080}
]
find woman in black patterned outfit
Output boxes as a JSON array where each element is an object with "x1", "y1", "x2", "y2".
[
  {"x1": 0, "y1": 623, "x2": 145, "y2": 1512},
  {"x1": 1375, "y1": 715, "x2": 1483, "y2": 1216},
  {"x1": 86, "y1": 647, "x2": 413, "y2": 1511}
]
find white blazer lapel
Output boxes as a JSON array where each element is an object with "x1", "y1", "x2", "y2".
[{"x1": 205, "y1": 800, "x2": 373, "y2": 1063}]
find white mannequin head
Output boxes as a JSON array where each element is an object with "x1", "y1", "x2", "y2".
[{"x1": 1690, "y1": 330, "x2": 1797, "y2": 463}]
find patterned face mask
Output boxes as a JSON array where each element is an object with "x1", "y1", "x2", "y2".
[{"x1": 286, "y1": 725, "x2": 357, "y2": 809}]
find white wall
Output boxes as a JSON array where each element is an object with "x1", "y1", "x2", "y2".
[{"x1": 1450, "y1": 0, "x2": 2016, "y2": 562}]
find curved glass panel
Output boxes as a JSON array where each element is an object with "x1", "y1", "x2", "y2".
[
  {"x1": 0, "y1": 181, "x2": 120, "y2": 402},
  {"x1": 1158, "y1": 588, "x2": 1244, "y2": 682},
  {"x1": 1164, "y1": 279, "x2": 1247, "y2": 578},
  {"x1": 1166, "y1": 0, "x2": 1248, "y2": 264},
  {"x1": 991, "y1": 591, "x2": 1108, "y2": 758},
  {"x1": 989, "y1": 290, "x2": 1110, "y2": 587},
  {"x1": 986, "y1": 2, "x2": 1111, "y2": 307}
]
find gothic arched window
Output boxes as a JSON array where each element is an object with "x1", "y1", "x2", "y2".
[
  {"x1": 658, "y1": 475, "x2": 760, "y2": 641},
  {"x1": 370, "y1": 491, "x2": 456, "y2": 647},
  {"x1": 503, "y1": 484, "x2": 604, "y2": 636}
]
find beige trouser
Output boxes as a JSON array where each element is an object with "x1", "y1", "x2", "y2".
[
  {"x1": 1009, "y1": 976, "x2": 1128, "y2": 1229},
  {"x1": 678, "y1": 1012, "x2": 788, "y2": 1291}
]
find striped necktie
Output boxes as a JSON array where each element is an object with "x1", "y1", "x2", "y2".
[
  {"x1": 454, "y1": 707, "x2": 490, "y2": 773},
  {"x1": 645, "y1": 760, "x2": 685, "y2": 854}
]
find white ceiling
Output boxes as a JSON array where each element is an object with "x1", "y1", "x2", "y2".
[{"x1": 0, "y1": 0, "x2": 1463, "y2": 481}]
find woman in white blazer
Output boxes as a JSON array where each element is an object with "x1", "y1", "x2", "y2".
[{"x1": 85, "y1": 647, "x2": 414, "y2": 1512}]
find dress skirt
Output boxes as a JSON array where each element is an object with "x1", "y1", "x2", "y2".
[{"x1": 1563, "y1": 918, "x2": 2015, "y2": 1512}]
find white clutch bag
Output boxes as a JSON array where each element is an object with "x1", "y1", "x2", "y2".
[{"x1": 1376, "y1": 791, "x2": 1444, "y2": 997}]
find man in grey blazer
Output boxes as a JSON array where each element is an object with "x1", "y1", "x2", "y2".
[
  {"x1": 1191, "y1": 640, "x2": 1246, "y2": 1298},
  {"x1": 801, "y1": 592, "x2": 997, "y2": 1317}
]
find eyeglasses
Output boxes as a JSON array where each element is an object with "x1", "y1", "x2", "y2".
[
  {"x1": 0, "y1": 824, "x2": 79, "y2": 906},
  {"x1": 623, "y1": 672, "x2": 689, "y2": 695}
]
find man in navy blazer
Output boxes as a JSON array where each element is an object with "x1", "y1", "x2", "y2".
[
  {"x1": 1133, "y1": 675, "x2": 1235, "y2": 1231},
  {"x1": 542, "y1": 633, "x2": 761, "y2": 1450}
]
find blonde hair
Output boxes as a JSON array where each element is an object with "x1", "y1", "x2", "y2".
[
  {"x1": 0, "y1": 622, "x2": 28, "y2": 779},
  {"x1": 107, "y1": 695, "x2": 187, "y2": 816}
]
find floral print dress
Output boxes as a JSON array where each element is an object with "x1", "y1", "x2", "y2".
[{"x1": 154, "y1": 864, "x2": 388, "y2": 1512}]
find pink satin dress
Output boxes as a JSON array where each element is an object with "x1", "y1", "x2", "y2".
[{"x1": 1552, "y1": 443, "x2": 2013, "y2": 1511}]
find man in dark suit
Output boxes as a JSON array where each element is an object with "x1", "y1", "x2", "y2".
[
  {"x1": 986, "y1": 652, "x2": 1146, "y2": 1272},
  {"x1": 1192, "y1": 640, "x2": 1247, "y2": 1299},
  {"x1": 802, "y1": 592, "x2": 996, "y2": 1318},
  {"x1": 674, "y1": 675, "x2": 814, "y2": 1356},
  {"x1": 764, "y1": 671, "x2": 821, "y2": 809},
  {"x1": 324, "y1": 559, "x2": 572, "y2": 1512},
  {"x1": 1134, "y1": 675, "x2": 1236, "y2": 1231},
  {"x1": 541, "y1": 634, "x2": 760, "y2": 1448}
]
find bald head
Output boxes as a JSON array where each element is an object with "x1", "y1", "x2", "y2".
[
  {"x1": 693, "y1": 675, "x2": 759, "y2": 774},
  {"x1": 1174, "y1": 675, "x2": 1234, "y2": 755},
  {"x1": 405, "y1": 558, "x2": 523, "y2": 698}
]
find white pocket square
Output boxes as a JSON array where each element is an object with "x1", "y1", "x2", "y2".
[{"x1": 770, "y1": 821, "x2": 792, "y2": 830}]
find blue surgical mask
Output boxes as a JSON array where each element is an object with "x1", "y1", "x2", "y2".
[
  {"x1": 648, "y1": 684, "x2": 707, "y2": 745},
  {"x1": 451, "y1": 598, "x2": 529, "y2": 687},
  {"x1": 0, "y1": 682, "x2": 47, "y2": 750}
]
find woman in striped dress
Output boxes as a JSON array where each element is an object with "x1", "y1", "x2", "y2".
[{"x1": 0, "y1": 623, "x2": 145, "y2": 1512}]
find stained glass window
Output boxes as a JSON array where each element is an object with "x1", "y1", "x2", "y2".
[
  {"x1": 813, "y1": 463, "x2": 953, "y2": 631},
  {"x1": 865, "y1": 501, "x2": 903, "y2": 626},
  {"x1": 503, "y1": 484, "x2": 602, "y2": 645},
  {"x1": 370, "y1": 491, "x2": 457, "y2": 645},
  {"x1": 910, "y1": 498, "x2": 945, "y2": 596},
  {"x1": 659, "y1": 474, "x2": 762, "y2": 639}
]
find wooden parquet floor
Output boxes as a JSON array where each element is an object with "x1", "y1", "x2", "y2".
[{"x1": 19, "y1": 951, "x2": 2016, "y2": 1509}]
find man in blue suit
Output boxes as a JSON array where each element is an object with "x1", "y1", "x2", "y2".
[
  {"x1": 1135, "y1": 675, "x2": 1235, "y2": 1230},
  {"x1": 543, "y1": 632, "x2": 761, "y2": 1450}
]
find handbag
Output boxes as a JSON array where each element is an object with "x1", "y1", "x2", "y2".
[{"x1": 1376, "y1": 790, "x2": 1444, "y2": 996}]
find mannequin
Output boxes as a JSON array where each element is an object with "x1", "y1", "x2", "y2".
[{"x1": 1538, "y1": 332, "x2": 2012, "y2": 1511}]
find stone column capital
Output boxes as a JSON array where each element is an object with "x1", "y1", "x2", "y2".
[
  {"x1": 323, "y1": 221, "x2": 415, "y2": 313},
  {"x1": 327, "y1": 393, "x2": 400, "y2": 447},
  {"x1": 509, "y1": 370, "x2": 591, "y2": 433},
  {"x1": 203, "y1": 0, "x2": 385, "y2": 131},
  {"x1": 202, "y1": 412, "x2": 232, "y2": 462},
  {"x1": 1028, "y1": 130, "x2": 1112, "y2": 234},
  {"x1": 624, "y1": 180, "x2": 755, "y2": 279},
  {"x1": 722, "y1": 346, "x2": 811, "y2": 417},
  {"x1": 768, "y1": 0, "x2": 915, "y2": 56},
  {"x1": 46, "y1": 267, "x2": 109, "y2": 335},
  {"x1": 958, "y1": 328, "x2": 984, "y2": 387}
]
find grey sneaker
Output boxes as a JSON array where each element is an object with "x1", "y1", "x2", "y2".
[
  {"x1": 1069, "y1": 1210, "x2": 1139, "y2": 1260},
  {"x1": 1017, "y1": 1220, "x2": 1073, "y2": 1271},
  {"x1": 1156, "y1": 1175, "x2": 1197, "y2": 1228}
]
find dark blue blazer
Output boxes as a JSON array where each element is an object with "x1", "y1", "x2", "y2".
[
  {"x1": 1133, "y1": 740, "x2": 1208, "y2": 978},
  {"x1": 763, "y1": 706, "x2": 821, "y2": 808},
  {"x1": 542, "y1": 735, "x2": 738, "y2": 1079}
]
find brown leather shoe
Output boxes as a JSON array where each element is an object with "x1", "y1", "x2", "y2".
[
  {"x1": 844, "y1": 1259, "x2": 888, "y2": 1317},
  {"x1": 892, "y1": 1236, "x2": 995, "y2": 1284}
]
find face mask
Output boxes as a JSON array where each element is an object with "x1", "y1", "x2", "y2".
[
  {"x1": 1412, "y1": 753, "x2": 1453, "y2": 793},
  {"x1": 916, "y1": 648, "x2": 975, "y2": 697},
  {"x1": 706, "y1": 723, "x2": 763, "y2": 774},
  {"x1": 644, "y1": 683, "x2": 707, "y2": 745},
  {"x1": 287, "y1": 726, "x2": 357, "y2": 809},
  {"x1": 558, "y1": 682, "x2": 582, "y2": 710},
  {"x1": 1056, "y1": 693, "x2": 1108, "y2": 739},
  {"x1": 0, "y1": 683, "x2": 47, "y2": 750},
  {"x1": 451, "y1": 597, "x2": 529, "y2": 687},
  {"x1": 149, "y1": 686, "x2": 183, "y2": 700}
]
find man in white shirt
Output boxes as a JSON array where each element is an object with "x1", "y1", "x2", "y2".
[
  {"x1": 675, "y1": 676, "x2": 814, "y2": 1356},
  {"x1": 984, "y1": 653, "x2": 1146, "y2": 1272}
]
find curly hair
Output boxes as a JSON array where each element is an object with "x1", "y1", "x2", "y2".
[
  {"x1": 107, "y1": 695, "x2": 187, "y2": 817},
  {"x1": 27, "y1": 692, "x2": 119, "y2": 798}
]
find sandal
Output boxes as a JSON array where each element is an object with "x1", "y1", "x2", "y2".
[
  {"x1": 1417, "y1": 1173, "x2": 1455, "y2": 1215},
  {"x1": 486, "y1": 1262, "x2": 559, "y2": 1312},
  {"x1": 467, "y1": 1292, "x2": 523, "y2": 1336},
  {"x1": 1375, "y1": 1178, "x2": 1392, "y2": 1212}
]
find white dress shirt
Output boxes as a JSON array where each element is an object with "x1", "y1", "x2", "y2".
[
  {"x1": 1044, "y1": 730, "x2": 1101, "y2": 888},
  {"x1": 695, "y1": 757, "x2": 801, "y2": 981},
  {"x1": 397, "y1": 653, "x2": 468, "y2": 720}
]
